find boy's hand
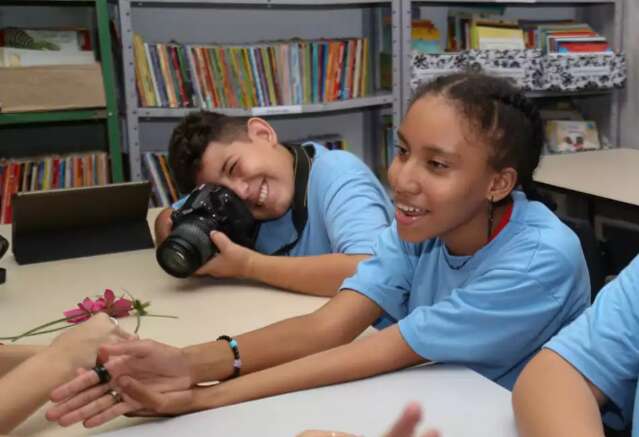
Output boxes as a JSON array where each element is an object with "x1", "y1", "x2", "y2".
[
  {"x1": 154, "y1": 208, "x2": 174, "y2": 246},
  {"x1": 194, "y1": 231, "x2": 257, "y2": 279}
]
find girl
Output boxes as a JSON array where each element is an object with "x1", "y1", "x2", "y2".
[{"x1": 46, "y1": 73, "x2": 591, "y2": 427}]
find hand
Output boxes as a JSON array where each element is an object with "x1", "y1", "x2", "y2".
[
  {"x1": 383, "y1": 402, "x2": 439, "y2": 437},
  {"x1": 45, "y1": 375, "x2": 196, "y2": 428},
  {"x1": 46, "y1": 339, "x2": 193, "y2": 426},
  {"x1": 154, "y1": 208, "x2": 174, "y2": 246},
  {"x1": 49, "y1": 313, "x2": 135, "y2": 371},
  {"x1": 194, "y1": 231, "x2": 256, "y2": 279}
]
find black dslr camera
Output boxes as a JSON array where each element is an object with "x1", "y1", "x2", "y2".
[{"x1": 156, "y1": 184, "x2": 258, "y2": 278}]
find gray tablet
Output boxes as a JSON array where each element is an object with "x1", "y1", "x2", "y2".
[{"x1": 12, "y1": 181, "x2": 154, "y2": 264}]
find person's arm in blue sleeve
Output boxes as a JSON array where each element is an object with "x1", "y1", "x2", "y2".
[
  {"x1": 224, "y1": 169, "x2": 392, "y2": 297},
  {"x1": 513, "y1": 256, "x2": 639, "y2": 437}
]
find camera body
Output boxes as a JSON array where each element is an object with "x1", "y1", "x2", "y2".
[{"x1": 156, "y1": 184, "x2": 258, "y2": 278}]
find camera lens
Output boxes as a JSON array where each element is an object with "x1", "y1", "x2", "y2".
[{"x1": 156, "y1": 219, "x2": 217, "y2": 278}]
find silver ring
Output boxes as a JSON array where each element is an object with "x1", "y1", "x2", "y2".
[
  {"x1": 109, "y1": 317, "x2": 119, "y2": 326},
  {"x1": 108, "y1": 389, "x2": 123, "y2": 403}
]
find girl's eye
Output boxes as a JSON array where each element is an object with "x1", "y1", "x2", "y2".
[{"x1": 428, "y1": 160, "x2": 448, "y2": 170}]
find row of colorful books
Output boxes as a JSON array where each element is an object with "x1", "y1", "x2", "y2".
[
  {"x1": 0, "y1": 151, "x2": 110, "y2": 224},
  {"x1": 143, "y1": 136, "x2": 351, "y2": 208},
  {"x1": 132, "y1": 34, "x2": 372, "y2": 110},
  {"x1": 445, "y1": 7, "x2": 610, "y2": 53}
]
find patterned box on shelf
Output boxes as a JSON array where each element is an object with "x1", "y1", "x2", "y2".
[
  {"x1": 465, "y1": 49, "x2": 545, "y2": 91},
  {"x1": 410, "y1": 49, "x2": 545, "y2": 92},
  {"x1": 410, "y1": 51, "x2": 468, "y2": 91},
  {"x1": 542, "y1": 52, "x2": 627, "y2": 91}
]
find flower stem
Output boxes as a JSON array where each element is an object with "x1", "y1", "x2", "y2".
[
  {"x1": 5, "y1": 316, "x2": 76, "y2": 343},
  {"x1": 0, "y1": 324, "x2": 74, "y2": 342},
  {"x1": 142, "y1": 314, "x2": 179, "y2": 319}
]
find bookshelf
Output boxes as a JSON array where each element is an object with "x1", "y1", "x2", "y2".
[
  {"x1": 401, "y1": 0, "x2": 625, "y2": 147},
  {"x1": 0, "y1": 0, "x2": 125, "y2": 183},
  {"x1": 116, "y1": 0, "x2": 402, "y2": 181}
]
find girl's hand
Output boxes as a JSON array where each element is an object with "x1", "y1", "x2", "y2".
[
  {"x1": 154, "y1": 208, "x2": 174, "y2": 246},
  {"x1": 46, "y1": 339, "x2": 193, "y2": 426},
  {"x1": 194, "y1": 231, "x2": 256, "y2": 279},
  {"x1": 49, "y1": 313, "x2": 135, "y2": 371}
]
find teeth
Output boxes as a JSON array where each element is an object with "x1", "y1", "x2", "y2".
[
  {"x1": 396, "y1": 203, "x2": 427, "y2": 215},
  {"x1": 257, "y1": 181, "x2": 268, "y2": 206}
]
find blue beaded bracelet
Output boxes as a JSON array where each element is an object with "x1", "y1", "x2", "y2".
[{"x1": 217, "y1": 335, "x2": 241, "y2": 378}]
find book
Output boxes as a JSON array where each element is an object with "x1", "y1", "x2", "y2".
[
  {"x1": 0, "y1": 46, "x2": 94, "y2": 67},
  {"x1": 545, "y1": 120, "x2": 601, "y2": 153}
]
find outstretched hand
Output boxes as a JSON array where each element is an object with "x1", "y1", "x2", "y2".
[
  {"x1": 194, "y1": 231, "x2": 257, "y2": 279},
  {"x1": 46, "y1": 339, "x2": 194, "y2": 427}
]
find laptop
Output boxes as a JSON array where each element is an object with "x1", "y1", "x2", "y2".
[{"x1": 12, "y1": 181, "x2": 155, "y2": 264}]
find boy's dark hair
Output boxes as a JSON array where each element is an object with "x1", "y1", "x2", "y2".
[
  {"x1": 410, "y1": 73, "x2": 545, "y2": 204},
  {"x1": 168, "y1": 111, "x2": 250, "y2": 193}
]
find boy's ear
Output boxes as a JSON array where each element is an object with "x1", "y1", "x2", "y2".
[
  {"x1": 487, "y1": 167, "x2": 517, "y2": 203},
  {"x1": 246, "y1": 117, "x2": 278, "y2": 147}
]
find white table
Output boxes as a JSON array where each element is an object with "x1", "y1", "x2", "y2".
[
  {"x1": 534, "y1": 148, "x2": 639, "y2": 206},
  {"x1": 1, "y1": 209, "x2": 516, "y2": 437}
]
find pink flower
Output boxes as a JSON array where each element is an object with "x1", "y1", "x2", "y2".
[
  {"x1": 63, "y1": 290, "x2": 132, "y2": 324},
  {"x1": 97, "y1": 289, "x2": 133, "y2": 318},
  {"x1": 63, "y1": 297, "x2": 106, "y2": 324}
]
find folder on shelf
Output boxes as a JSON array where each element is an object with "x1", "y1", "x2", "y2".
[{"x1": 12, "y1": 181, "x2": 154, "y2": 264}]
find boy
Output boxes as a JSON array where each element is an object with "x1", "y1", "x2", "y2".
[
  {"x1": 513, "y1": 255, "x2": 639, "y2": 437},
  {"x1": 155, "y1": 111, "x2": 393, "y2": 296}
]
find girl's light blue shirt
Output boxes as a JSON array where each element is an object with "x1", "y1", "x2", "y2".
[{"x1": 341, "y1": 190, "x2": 591, "y2": 389}]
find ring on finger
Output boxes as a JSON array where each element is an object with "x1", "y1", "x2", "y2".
[{"x1": 108, "y1": 389, "x2": 123, "y2": 404}]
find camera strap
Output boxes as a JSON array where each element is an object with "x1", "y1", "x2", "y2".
[{"x1": 271, "y1": 143, "x2": 315, "y2": 256}]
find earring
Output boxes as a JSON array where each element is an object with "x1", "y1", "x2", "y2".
[{"x1": 487, "y1": 197, "x2": 495, "y2": 243}]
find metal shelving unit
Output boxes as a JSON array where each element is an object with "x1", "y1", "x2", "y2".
[
  {"x1": 117, "y1": 0, "x2": 402, "y2": 181},
  {"x1": 0, "y1": 0, "x2": 125, "y2": 183},
  {"x1": 401, "y1": 0, "x2": 625, "y2": 147}
]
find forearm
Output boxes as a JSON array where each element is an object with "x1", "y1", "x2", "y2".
[
  {"x1": 190, "y1": 325, "x2": 424, "y2": 411},
  {"x1": 246, "y1": 253, "x2": 369, "y2": 297},
  {"x1": 0, "y1": 348, "x2": 74, "y2": 434},
  {"x1": 184, "y1": 291, "x2": 381, "y2": 384},
  {"x1": 513, "y1": 349, "x2": 606, "y2": 437},
  {"x1": 0, "y1": 345, "x2": 45, "y2": 377}
]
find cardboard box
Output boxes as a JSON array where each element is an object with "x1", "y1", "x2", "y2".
[{"x1": 0, "y1": 63, "x2": 105, "y2": 113}]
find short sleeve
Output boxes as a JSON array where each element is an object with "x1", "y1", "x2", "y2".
[
  {"x1": 399, "y1": 269, "x2": 561, "y2": 373},
  {"x1": 545, "y1": 255, "x2": 639, "y2": 426},
  {"x1": 313, "y1": 153, "x2": 392, "y2": 255},
  {"x1": 341, "y1": 224, "x2": 417, "y2": 323}
]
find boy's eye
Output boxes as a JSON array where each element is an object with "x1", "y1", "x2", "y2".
[
  {"x1": 229, "y1": 161, "x2": 237, "y2": 176},
  {"x1": 394, "y1": 145, "x2": 408, "y2": 156}
]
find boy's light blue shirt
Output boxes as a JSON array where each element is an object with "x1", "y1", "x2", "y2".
[
  {"x1": 545, "y1": 255, "x2": 639, "y2": 435},
  {"x1": 174, "y1": 142, "x2": 393, "y2": 256},
  {"x1": 341, "y1": 190, "x2": 591, "y2": 390},
  {"x1": 254, "y1": 142, "x2": 393, "y2": 256}
]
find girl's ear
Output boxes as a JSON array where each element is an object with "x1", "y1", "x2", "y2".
[
  {"x1": 246, "y1": 117, "x2": 278, "y2": 147},
  {"x1": 487, "y1": 167, "x2": 518, "y2": 203}
]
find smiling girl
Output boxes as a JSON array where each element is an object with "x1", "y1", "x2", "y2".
[{"x1": 47, "y1": 73, "x2": 591, "y2": 426}]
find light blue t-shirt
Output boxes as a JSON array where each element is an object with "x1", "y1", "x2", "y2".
[
  {"x1": 341, "y1": 190, "x2": 590, "y2": 390},
  {"x1": 254, "y1": 142, "x2": 393, "y2": 256},
  {"x1": 174, "y1": 142, "x2": 393, "y2": 256},
  {"x1": 545, "y1": 255, "x2": 639, "y2": 435}
]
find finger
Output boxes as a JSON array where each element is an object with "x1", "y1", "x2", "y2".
[
  {"x1": 100, "y1": 339, "x2": 152, "y2": 359},
  {"x1": 47, "y1": 383, "x2": 111, "y2": 422},
  {"x1": 57, "y1": 390, "x2": 123, "y2": 427},
  {"x1": 83, "y1": 397, "x2": 140, "y2": 428},
  {"x1": 210, "y1": 230, "x2": 230, "y2": 248},
  {"x1": 384, "y1": 402, "x2": 422, "y2": 437},
  {"x1": 50, "y1": 367, "x2": 101, "y2": 402}
]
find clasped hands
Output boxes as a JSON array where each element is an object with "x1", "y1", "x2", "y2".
[{"x1": 46, "y1": 339, "x2": 197, "y2": 428}]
